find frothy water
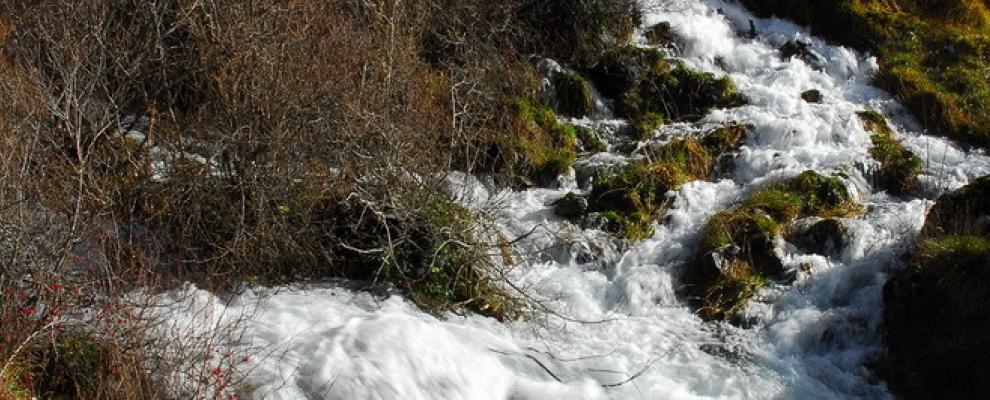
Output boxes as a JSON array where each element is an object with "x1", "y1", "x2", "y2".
[{"x1": 159, "y1": 1, "x2": 990, "y2": 398}]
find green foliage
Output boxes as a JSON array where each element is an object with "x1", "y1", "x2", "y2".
[
  {"x1": 382, "y1": 197, "x2": 514, "y2": 318},
  {"x1": 504, "y1": 96, "x2": 579, "y2": 186},
  {"x1": 0, "y1": 363, "x2": 32, "y2": 400},
  {"x1": 858, "y1": 111, "x2": 923, "y2": 195}
]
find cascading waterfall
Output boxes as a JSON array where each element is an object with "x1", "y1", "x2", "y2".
[{"x1": 158, "y1": 1, "x2": 990, "y2": 399}]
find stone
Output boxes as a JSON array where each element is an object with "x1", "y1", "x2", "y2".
[{"x1": 551, "y1": 192, "x2": 589, "y2": 219}]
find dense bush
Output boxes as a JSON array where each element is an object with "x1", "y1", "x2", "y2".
[{"x1": 0, "y1": 0, "x2": 656, "y2": 396}]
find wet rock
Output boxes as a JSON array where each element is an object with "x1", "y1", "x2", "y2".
[
  {"x1": 574, "y1": 163, "x2": 616, "y2": 189},
  {"x1": 588, "y1": 45, "x2": 744, "y2": 122},
  {"x1": 580, "y1": 212, "x2": 623, "y2": 233},
  {"x1": 551, "y1": 192, "x2": 589, "y2": 219},
  {"x1": 685, "y1": 171, "x2": 861, "y2": 322},
  {"x1": 572, "y1": 125, "x2": 607, "y2": 153},
  {"x1": 921, "y1": 175, "x2": 990, "y2": 237},
  {"x1": 779, "y1": 40, "x2": 821, "y2": 67},
  {"x1": 551, "y1": 71, "x2": 594, "y2": 117},
  {"x1": 644, "y1": 21, "x2": 677, "y2": 48},
  {"x1": 791, "y1": 218, "x2": 846, "y2": 256},
  {"x1": 801, "y1": 89, "x2": 823, "y2": 103}
]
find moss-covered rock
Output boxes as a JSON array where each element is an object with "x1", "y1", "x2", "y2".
[
  {"x1": 922, "y1": 175, "x2": 990, "y2": 236},
  {"x1": 686, "y1": 171, "x2": 860, "y2": 321},
  {"x1": 700, "y1": 123, "x2": 749, "y2": 160},
  {"x1": 644, "y1": 21, "x2": 677, "y2": 47},
  {"x1": 629, "y1": 112, "x2": 665, "y2": 139},
  {"x1": 791, "y1": 218, "x2": 846, "y2": 255},
  {"x1": 572, "y1": 124, "x2": 607, "y2": 153},
  {"x1": 883, "y1": 235, "x2": 990, "y2": 400},
  {"x1": 500, "y1": 97, "x2": 579, "y2": 187},
  {"x1": 552, "y1": 192, "x2": 589, "y2": 219},
  {"x1": 588, "y1": 45, "x2": 744, "y2": 123},
  {"x1": 588, "y1": 126, "x2": 747, "y2": 243},
  {"x1": 882, "y1": 175, "x2": 990, "y2": 398},
  {"x1": 780, "y1": 39, "x2": 821, "y2": 66},
  {"x1": 858, "y1": 110, "x2": 922, "y2": 196},
  {"x1": 551, "y1": 71, "x2": 595, "y2": 117}
]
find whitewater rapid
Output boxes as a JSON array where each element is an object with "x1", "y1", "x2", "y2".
[{"x1": 159, "y1": 1, "x2": 990, "y2": 398}]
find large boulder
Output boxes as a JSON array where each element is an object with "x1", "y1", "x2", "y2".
[
  {"x1": 551, "y1": 71, "x2": 595, "y2": 118},
  {"x1": 921, "y1": 175, "x2": 990, "y2": 237},
  {"x1": 882, "y1": 176, "x2": 990, "y2": 399},
  {"x1": 883, "y1": 235, "x2": 990, "y2": 400},
  {"x1": 551, "y1": 192, "x2": 589, "y2": 219},
  {"x1": 685, "y1": 171, "x2": 860, "y2": 321}
]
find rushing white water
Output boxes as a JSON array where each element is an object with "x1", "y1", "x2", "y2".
[{"x1": 159, "y1": 1, "x2": 990, "y2": 399}]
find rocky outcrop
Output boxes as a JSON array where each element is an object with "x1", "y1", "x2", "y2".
[
  {"x1": 882, "y1": 175, "x2": 990, "y2": 399},
  {"x1": 588, "y1": 46, "x2": 744, "y2": 127},
  {"x1": 686, "y1": 171, "x2": 861, "y2": 321}
]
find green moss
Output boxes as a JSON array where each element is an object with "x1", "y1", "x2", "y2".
[
  {"x1": 618, "y1": 210, "x2": 656, "y2": 241},
  {"x1": 591, "y1": 45, "x2": 744, "y2": 124},
  {"x1": 688, "y1": 170, "x2": 861, "y2": 321},
  {"x1": 504, "y1": 97, "x2": 580, "y2": 186},
  {"x1": 645, "y1": 139, "x2": 713, "y2": 179},
  {"x1": 570, "y1": 124, "x2": 607, "y2": 153},
  {"x1": 788, "y1": 170, "x2": 860, "y2": 216},
  {"x1": 917, "y1": 235, "x2": 990, "y2": 265},
  {"x1": 740, "y1": 0, "x2": 990, "y2": 149},
  {"x1": 589, "y1": 129, "x2": 747, "y2": 244},
  {"x1": 551, "y1": 71, "x2": 595, "y2": 117},
  {"x1": 630, "y1": 112, "x2": 665, "y2": 139},
  {"x1": 698, "y1": 259, "x2": 768, "y2": 321},
  {"x1": 700, "y1": 124, "x2": 749, "y2": 155},
  {"x1": 858, "y1": 111, "x2": 923, "y2": 195}
]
